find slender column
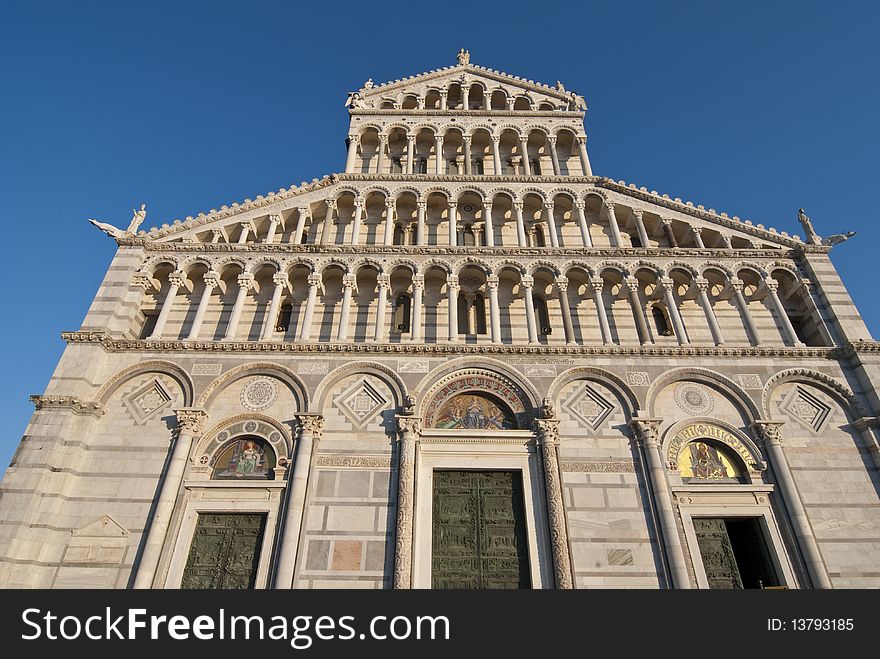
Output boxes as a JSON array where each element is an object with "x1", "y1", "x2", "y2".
[
  {"x1": 210, "y1": 229, "x2": 225, "y2": 244},
  {"x1": 604, "y1": 202, "x2": 622, "y2": 247},
  {"x1": 519, "y1": 138, "x2": 531, "y2": 175},
  {"x1": 522, "y1": 276, "x2": 538, "y2": 344},
  {"x1": 350, "y1": 199, "x2": 364, "y2": 245},
  {"x1": 800, "y1": 279, "x2": 835, "y2": 345},
  {"x1": 447, "y1": 202, "x2": 457, "y2": 246},
  {"x1": 336, "y1": 274, "x2": 356, "y2": 341},
  {"x1": 415, "y1": 200, "x2": 426, "y2": 246},
  {"x1": 764, "y1": 280, "x2": 804, "y2": 346},
  {"x1": 487, "y1": 276, "x2": 501, "y2": 343},
  {"x1": 490, "y1": 135, "x2": 502, "y2": 175},
  {"x1": 534, "y1": 418, "x2": 573, "y2": 589},
  {"x1": 260, "y1": 273, "x2": 288, "y2": 341},
  {"x1": 591, "y1": 280, "x2": 612, "y2": 344},
  {"x1": 513, "y1": 201, "x2": 528, "y2": 247},
  {"x1": 482, "y1": 93, "x2": 490, "y2": 110},
  {"x1": 574, "y1": 201, "x2": 592, "y2": 247},
  {"x1": 576, "y1": 135, "x2": 592, "y2": 176},
  {"x1": 298, "y1": 274, "x2": 320, "y2": 341},
  {"x1": 434, "y1": 135, "x2": 443, "y2": 174},
  {"x1": 374, "y1": 274, "x2": 390, "y2": 342},
  {"x1": 292, "y1": 208, "x2": 308, "y2": 245},
  {"x1": 547, "y1": 136, "x2": 561, "y2": 175},
  {"x1": 461, "y1": 84, "x2": 469, "y2": 109},
  {"x1": 730, "y1": 278, "x2": 761, "y2": 346},
  {"x1": 376, "y1": 134, "x2": 387, "y2": 173},
  {"x1": 345, "y1": 134, "x2": 359, "y2": 173},
  {"x1": 416, "y1": 95, "x2": 424, "y2": 109},
  {"x1": 393, "y1": 416, "x2": 422, "y2": 588},
  {"x1": 544, "y1": 202, "x2": 559, "y2": 247},
  {"x1": 662, "y1": 219, "x2": 679, "y2": 247},
  {"x1": 752, "y1": 421, "x2": 833, "y2": 589},
  {"x1": 320, "y1": 200, "x2": 335, "y2": 245},
  {"x1": 463, "y1": 136, "x2": 472, "y2": 175},
  {"x1": 694, "y1": 278, "x2": 724, "y2": 345},
  {"x1": 721, "y1": 234, "x2": 733, "y2": 249},
  {"x1": 405, "y1": 134, "x2": 415, "y2": 174},
  {"x1": 556, "y1": 276, "x2": 575, "y2": 344},
  {"x1": 483, "y1": 202, "x2": 495, "y2": 247},
  {"x1": 264, "y1": 214, "x2": 281, "y2": 244},
  {"x1": 222, "y1": 273, "x2": 254, "y2": 341},
  {"x1": 274, "y1": 415, "x2": 323, "y2": 588},
  {"x1": 147, "y1": 271, "x2": 186, "y2": 340},
  {"x1": 411, "y1": 275, "x2": 424, "y2": 342},
  {"x1": 630, "y1": 417, "x2": 691, "y2": 589},
  {"x1": 237, "y1": 222, "x2": 251, "y2": 244},
  {"x1": 660, "y1": 277, "x2": 689, "y2": 345},
  {"x1": 852, "y1": 417, "x2": 880, "y2": 473},
  {"x1": 626, "y1": 277, "x2": 651, "y2": 345},
  {"x1": 438, "y1": 90, "x2": 447, "y2": 110},
  {"x1": 383, "y1": 200, "x2": 396, "y2": 246},
  {"x1": 506, "y1": 96, "x2": 516, "y2": 110},
  {"x1": 185, "y1": 271, "x2": 219, "y2": 340},
  {"x1": 447, "y1": 275, "x2": 459, "y2": 342},
  {"x1": 632, "y1": 209, "x2": 650, "y2": 248},
  {"x1": 691, "y1": 226, "x2": 705, "y2": 248},
  {"x1": 133, "y1": 408, "x2": 207, "y2": 588}
]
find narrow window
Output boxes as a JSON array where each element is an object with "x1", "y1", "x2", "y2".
[
  {"x1": 474, "y1": 294, "x2": 487, "y2": 335},
  {"x1": 652, "y1": 304, "x2": 673, "y2": 336},
  {"x1": 275, "y1": 301, "x2": 292, "y2": 333},
  {"x1": 139, "y1": 311, "x2": 159, "y2": 339},
  {"x1": 534, "y1": 296, "x2": 551, "y2": 336},
  {"x1": 530, "y1": 159, "x2": 541, "y2": 175},
  {"x1": 473, "y1": 159, "x2": 484, "y2": 175},
  {"x1": 394, "y1": 294, "x2": 411, "y2": 333}
]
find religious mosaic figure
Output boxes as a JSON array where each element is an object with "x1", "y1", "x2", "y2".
[
  {"x1": 434, "y1": 393, "x2": 516, "y2": 430},
  {"x1": 688, "y1": 442, "x2": 728, "y2": 480},
  {"x1": 213, "y1": 438, "x2": 273, "y2": 479}
]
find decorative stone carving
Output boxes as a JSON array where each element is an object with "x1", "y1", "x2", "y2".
[
  {"x1": 123, "y1": 378, "x2": 173, "y2": 425},
  {"x1": 175, "y1": 408, "x2": 208, "y2": 435},
  {"x1": 29, "y1": 395, "x2": 104, "y2": 417},
  {"x1": 297, "y1": 361, "x2": 329, "y2": 375},
  {"x1": 562, "y1": 384, "x2": 615, "y2": 430},
  {"x1": 666, "y1": 421, "x2": 764, "y2": 472},
  {"x1": 627, "y1": 371, "x2": 651, "y2": 386},
  {"x1": 738, "y1": 374, "x2": 762, "y2": 389},
  {"x1": 560, "y1": 461, "x2": 636, "y2": 473},
  {"x1": 191, "y1": 363, "x2": 222, "y2": 376},
  {"x1": 240, "y1": 377, "x2": 279, "y2": 411},
  {"x1": 296, "y1": 414, "x2": 324, "y2": 440},
  {"x1": 533, "y1": 418, "x2": 573, "y2": 589},
  {"x1": 393, "y1": 414, "x2": 422, "y2": 589},
  {"x1": 673, "y1": 382, "x2": 714, "y2": 416},
  {"x1": 397, "y1": 360, "x2": 429, "y2": 373},
  {"x1": 334, "y1": 377, "x2": 390, "y2": 429},
  {"x1": 780, "y1": 386, "x2": 833, "y2": 433},
  {"x1": 315, "y1": 455, "x2": 392, "y2": 469}
]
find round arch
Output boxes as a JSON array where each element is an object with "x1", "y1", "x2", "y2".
[
  {"x1": 96, "y1": 360, "x2": 195, "y2": 407},
  {"x1": 196, "y1": 362, "x2": 309, "y2": 411},
  {"x1": 645, "y1": 367, "x2": 761, "y2": 421},
  {"x1": 312, "y1": 361, "x2": 408, "y2": 413}
]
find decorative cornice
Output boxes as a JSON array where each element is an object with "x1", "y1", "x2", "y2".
[
  {"x1": 559, "y1": 460, "x2": 637, "y2": 473},
  {"x1": 315, "y1": 455, "x2": 393, "y2": 469},
  {"x1": 29, "y1": 395, "x2": 104, "y2": 417},
  {"x1": 350, "y1": 109, "x2": 583, "y2": 118}
]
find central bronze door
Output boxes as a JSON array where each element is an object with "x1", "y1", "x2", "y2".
[
  {"x1": 432, "y1": 470, "x2": 531, "y2": 589},
  {"x1": 181, "y1": 512, "x2": 266, "y2": 589}
]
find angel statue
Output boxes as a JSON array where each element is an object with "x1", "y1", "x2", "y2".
[
  {"x1": 556, "y1": 81, "x2": 566, "y2": 93},
  {"x1": 87, "y1": 219, "x2": 127, "y2": 239},
  {"x1": 363, "y1": 78, "x2": 374, "y2": 90},
  {"x1": 128, "y1": 203, "x2": 147, "y2": 233},
  {"x1": 88, "y1": 202, "x2": 148, "y2": 239},
  {"x1": 568, "y1": 91, "x2": 587, "y2": 111},
  {"x1": 457, "y1": 48, "x2": 470, "y2": 65},
  {"x1": 797, "y1": 208, "x2": 821, "y2": 245},
  {"x1": 344, "y1": 91, "x2": 367, "y2": 108}
]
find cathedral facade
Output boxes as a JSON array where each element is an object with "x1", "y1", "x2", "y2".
[{"x1": 2, "y1": 52, "x2": 879, "y2": 589}]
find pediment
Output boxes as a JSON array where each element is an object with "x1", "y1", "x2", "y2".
[{"x1": 71, "y1": 514, "x2": 130, "y2": 538}]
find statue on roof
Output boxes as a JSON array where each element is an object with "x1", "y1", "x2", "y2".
[
  {"x1": 797, "y1": 208, "x2": 822, "y2": 245},
  {"x1": 457, "y1": 48, "x2": 470, "y2": 65},
  {"x1": 567, "y1": 91, "x2": 587, "y2": 111},
  {"x1": 363, "y1": 78, "x2": 374, "y2": 90},
  {"x1": 344, "y1": 91, "x2": 368, "y2": 108},
  {"x1": 823, "y1": 231, "x2": 856, "y2": 246},
  {"x1": 128, "y1": 203, "x2": 147, "y2": 233},
  {"x1": 556, "y1": 81, "x2": 566, "y2": 93},
  {"x1": 89, "y1": 203, "x2": 148, "y2": 239}
]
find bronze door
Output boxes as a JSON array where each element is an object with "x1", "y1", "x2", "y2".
[
  {"x1": 181, "y1": 512, "x2": 266, "y2": 589},
  {"x1": 432, "y1": 470, "x2": 530, "y2": 589},
  {"x1": 693, "y1": 517, "x2": 743, "y2": 589}
]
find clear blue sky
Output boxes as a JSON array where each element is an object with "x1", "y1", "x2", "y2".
[{"x1": 1, "y1": 1, "x2": 878, "y2": 467}]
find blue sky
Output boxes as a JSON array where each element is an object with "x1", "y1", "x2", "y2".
[{"x1": 1, "y1": 1, "x2": 878, "y2": 467}]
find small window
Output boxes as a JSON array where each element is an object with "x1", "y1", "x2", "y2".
[
  {"x1": 530, "y1": 159, "x2": 541, "y2": 175},
  {"x1": 652, "y1": 304, "x2": 673, "y2": 336},
  {"x1": 139, "y1": 311, "x2": 159, "y2": 339},
  {"x1": 275, "y1": 301, "x2": 292, "y2": 333},
  {"x1": 534, "y1": 297, "x2": 551, "y2": 335},
  {"x1": 393, "y1": 294, "x2": 411, "y2": 333},
  {"x1": 416, "y1": 158, "x2": 428, "y2": 174},
  {"x1": 472, "y1": 159, "x2": 484, "y2": 175}
]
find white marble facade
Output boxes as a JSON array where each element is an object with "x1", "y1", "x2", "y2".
[{"x1": 2, "y1": 51, "x2": 879, "y2": 589}]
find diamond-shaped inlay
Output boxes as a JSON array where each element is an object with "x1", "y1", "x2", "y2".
[
  {"x1": 334, "y1": 378, "x2": 389, "y2": 429},
  {"x1": 780, "y1": 386, "x2": 832, "y2": 433},
  {"x1": 563, "y1": 384, "x2": 615, "y2": 430},
  {"x1": 122, "y1": 379, "x2": 172, "y2": 425}
]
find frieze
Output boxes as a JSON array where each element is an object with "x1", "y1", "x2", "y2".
[
  {"x1": 559, "y1": 461, "x2": 637, "y2": 473},
  {"x1": 315, "y1": 455, "x2": 393, "y2": 469}
]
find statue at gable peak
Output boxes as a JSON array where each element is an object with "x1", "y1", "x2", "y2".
[{"x1": 457, "y1": 48, "x2": 470, "y2": 65}]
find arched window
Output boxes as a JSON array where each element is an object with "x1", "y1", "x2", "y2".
[
  {"x1": 393, "y1": 294, "x2": 411, "y2": 333},
  {"x1": 275, "y1": 301, "x2": 292, "y2": 333},
  {"x1": 462, "y1": 227, "x2": 476, "y2": 246},
  {"x1": 473, "y1": 294, "x2": 487, "y2": 334},
  {"x1": 534, "y1": 296, "x2": 551, "y2": 336},
  {"x1": 530, "y1": 158, "x2": 541, "y2": 175},
  {"x1": 415, "y1": 158, "x2": 428, "y2": 174},
  {"x1": 652, "y1": 304, "x2": 673, "y2": 336},
  {"x1": 393, "y1": 225, "x2": 406, "y2": 245},
  {"x1": 212, "y1": 437, "x2": 276, "y2": 480},
  {"x1": 533, "y1": 226, "x2": 546, "y2": 247},
  {"x1": 472, "y1": 159, "x2": 484, "y2": 175}
]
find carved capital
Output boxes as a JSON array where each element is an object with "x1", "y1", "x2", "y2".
[
  {"x1": 348, "y1": 134, "x2": 360, "y2": 144},
  {"x1": 353, "y1": 198, "x2": 365, "y2": 209},
  {"x1": 659, "y1": 276, "x2": 675, "y2": 291},
  {"x1": 412, "y1": 274, "x2": 424, "y2": 288},
  {"x1": 630, "y1": 417, "x2": 662, "y2": 447},
  {"x1": 168, "y1": 271, "x2": 187, "y2": 288},
  {"x1": 272, "y1": 273, "x2": 289, "y2": 288},
  {"x1": 268, "y1": 213, "x2": 282, "y2": 224},
  {"x1": 416, "y1": 199, "x2": 427, "y2": 210},
  {"x1": 547, "y1": 136, "x2": 557, "y2": 146},
  {"x1": 175, "y1": 408, "x2": 208, "y2": 435},
  {"x1": 574, "y1": 200, "x2": 586, "y2": 210},
  {"x1": 694, "y1": 277, "x2": 709, "y2": 293},
  {"x1": 544, "y1": 201, "x2": 555, "y2": 212},
  {"x1": 325, "y1": 199, "x2": 337, "y2": 210},
  {"x1": 378, "y1": 134, "x2": 388, "y2": 144},
  {"x1": 486, "y1": 275, "x2": 499, "y2": 290},
  {"x1": 576, "y1": 135, "x2": 587, "y2": 145},
  {"x1": 751, "y1": 420, "x2": 784, "y2": 446},
  {"x1": 590, "y1": 280, "x2": 604, "y2": 293},
  {"x1": 307, "y1": 273, "x2": 321, "y2": 287},
  {"x1": 533, "y1": 418, "x2": 560, "y2": 446},
  {"x1": 446, "y1": 275, "x2": 460, "y2": 290},
  {"x1": 237, "y1": 274, "x2": 255, "y2": 289},
  {"x1": 691, "y1": 226, "x2": 702, "y2": 235},
  {"x1": 604, "y1": 202, "x2": 615, "y2": 215},
  {"x1": 521, "y1": 275, "x2": 534, "y2": 289},
  {"x1": 513, "y1": 200, "x2": 524, "y2": 211},
  {"x1": 342, "y1": 274, "x2": 357, "y2": 289},
  {"x1": 763, "y1": 280, "x2": 779, "y2": 294},
  {"x1": 624, "y1": 276, "x2": 640, "y2": 293},
  {"x1": 377, "y1": 274, "x2": 391, "y2": 288},
  {"x1": 296, "y1": 414, "x2": 324, "y2": 440},
  {"x1": 131, "y1": 273, "x2": 154, "y2": 291},
  {"x1": 555, "y1": 275, "x2": 569, "y2": 293},
  {"x1": 396, "y1": 415, "x2": 423, "y2": 438}
]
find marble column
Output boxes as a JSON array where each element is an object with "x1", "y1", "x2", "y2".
[
  {"x1": 660, "y1": 277, "x2": 689, "y2": 345},
  {"x1": 447, "y1": 275, "x2": 459, "y2": 342},
  {"x1": 544, "y1": 202, "x2": 559, "y2": 247},
  {"x1": 764, "y1": 280, "x2": 804, "y2": 347},
  {"x1": 393, "y1": 415, "x2": 422, "y2": 589},
  {"x1": 210, "y1": 229, "x2": 224, "y2": 244},
  {"x1": 626, "y1": 277, "x2": 651, "y2": 345},
  {"x1": 461, "y1": 84, "x2": 470, "y2": 110},
  {"x1": 447, "y1": 202, "x2": 458, "y2": 246},
  {"x1": 292, "y1": 208, "x2": 308, "y2": 245},
  {"x1": 604, "y1": 202, "x2": 622, "y2": 247},
  {"x1": 630, "y1": 417, "x2": 692, "y2": 589},
  {"x1": 752, "y1": 421, "x2": 833, "y2": 589},
  {"x1": 434, "y1": 135, "x2": 443, "y2": 174},
  {"x1": 662, "y1": 219, "x2": 679, "y2": 247},
  {"x1": 384, "y1": 201, "x2": 396, "y2": 246},
  {"x1": 350, "y1": 199, "x2": 364, "y2": 245},
  {"x1": 265, "y1": 214, "x2": 282, "y2": 244},
  {"x1": 534, "y1": 418, "x2": 574, "y2": 589},
  {"x1": 589, "y1": 280, "x2": 612, "y2": 344},
  {"x1": 576, "y1": 135, "x2": 592, "y2": 176},
  {"x1": 147, "y1": 270, "x2": 186, "y2": 340},
  {"x1": 374, "y1": 274, "x2": 390, "y2": 342},
  {"x1": 415, "y1": 200, "x2": 426, "y2": 246},
  {"x1": 336, "y1": 274, "x2": 356, "y2": 341},
  {"x1": 800, "y1": 279, "x2": 835, "y2": 345},
  {"x1": 405, "y1": 135, "x2": 415, "y2": 175},
  {"x1": 632, "y1": 209, "x2": 650, "y2": 248},
  {"x1": 547, "y1": 136, "x2": 561, "y2": 175},
  {"x1": 691, "y1": 226, "x2": 705, "y2": 248},
  {"x1": 491, "y1": 136, "x2": 502, "y2": 175},
  {"x1": 298, "y1": 274, "x2": 320, "y2": 341},
  {"x1": 133, "y1": 408, "x2": 207, "y2": 588},
  {"x1": 574, "y1": 201, "x2": 592, "y2": 247},
  {"x1": 513, "y1": 201, "x2": 528, "y2": 247},
  {"x1": 519, "y1": 137, "x2": 531, "y2": 175},
  {"x1": 260, "y1": 272, "x2": 289, "y2": 341},
  {"x1": 730, "y1": 278, "x2": 761, "y2": 346},
  {"x1": 483, "y1": 202, "x2": 495, "y2": 247},
  {"x1": 345, "y1": 134, "x2": 359, "y2": 173},
  {"x1": 185, "y1": 271, "x2": 220, "y2": 340},
  {"x1": 463, "y1": 136, "x2": 472, "y2": 175},
  {"x1": 438, "y1": 90, "x2": 447, "y2": 110},
  {"x1": 274, "y1": 414, "x2": 323, "y2": 589},
  {"x1": 320, "y1": 200, "x2": 336, "y2": 245},
  {"x1": 487, "y1": 275, "x2": 501, "y2": 344},
  {"x1": 376, "y1": 134, "x2": 387, "y2": 173},
  {"x1": 222, "y1": 273, "x2": 254, "y2": 341},
  {"x1": 522, "y1": 275, "x2": 538, "y2": 344},
  {"x1": 556, "y1": 276, "x2": 575, "y2": 344},
  {"x1": 411, "y1": 275, "x2": 424, "y2": 342},
  {"x1": 694, "y1": 278, "x2": 724, "y2": 345},
  {"x1": 237, "y1": 222, "x2": 252, "y2": 244}
]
